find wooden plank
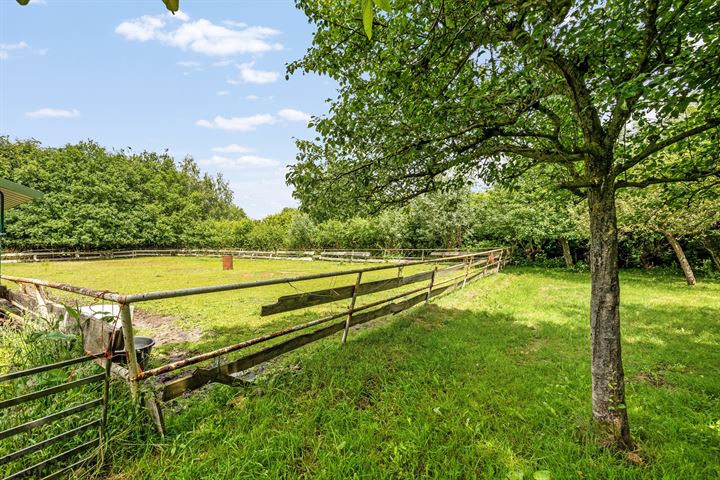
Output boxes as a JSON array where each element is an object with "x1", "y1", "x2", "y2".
[
  {"x1": 143, "y1": 394, "x2": 166, "y2": 437},
  {"x1": 435, "y1": 262, "x2": 465, "y2": 277},
  {"x1": 320, "y1": 251, "x2": 371, "y2": 257},
  {"x1": 163, "y1": 291, "x2": 430, "y2": 401},
  {"x1": 260, "y1": 270, "x2": 433, "y2": 316}
]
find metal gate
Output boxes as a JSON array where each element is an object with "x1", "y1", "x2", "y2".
[{"x1": 0, "y1": 353, "x2": 112, "y2": 479}]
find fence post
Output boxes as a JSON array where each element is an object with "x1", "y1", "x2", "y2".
[
  {"x1": 34, "y1": 284, "x2": 49, "y2": 318},
  {"x1": 120, "y1": 303, "x2": 140, "y2": 401},
  {"x1": 462, "y1": 255, "x2": 472, "y2": 288},
  {"x1": 342, "y1": 272, "x2": 363, "y2": 344},
  {"x1": 397, "y1": 265, "x2": 403, "y2": 279},
  {"x1": 426, "y1": 265, "x2": 438, "y2": 303},
  {"x1": 496, "y1": 249, "x2": 503, "y2": 273}
]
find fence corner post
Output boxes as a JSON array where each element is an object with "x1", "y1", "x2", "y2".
[{"x1": 120, "y1": 303, "x2": 140, "y2": 401}]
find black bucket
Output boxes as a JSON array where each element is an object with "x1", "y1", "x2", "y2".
[{"x1": 119, "y1": 336, "x2": 156, "y2": 370}]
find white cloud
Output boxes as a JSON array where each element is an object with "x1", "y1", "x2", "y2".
[
  {"x1": 212, "y1": 59, "x2": 233, "y2": 67},
  {"x1": 216, "y1": 90, "x2": 230, "y2": 96},
  {"x1": 0, "y1": 41, "x2": 29, "y2": 60},
  {"x1": 116, "y1": 14, "x2": 283, "y2": 56},
  {"x1": 223, "y1": 20, "x2": 247, "y2": 28},
  {"x1": 212, "y1": 144, "x2": 253, "y2": 153},
  {"x1": 201, "y1": 154, "x2": 279, "y2": 168},
  {"x1": 245, "y1": 95, "x2": 259, "y2": 101},
  {"x1": 195, "y1": 114, "x2": 274, "y2": 131},
  {"x1": 173, "y1": 10, "x2": 191, "y2": 22},
  {"x1": 115, "y1": 15, "x2": 166, "y2": 41},
  {"x1": 177, "y1": 60, "x2": 200, "y2": 67},
  {"x1": 25, "y1": 108, "x2": 80, "y2": 119},
  {"x1": 277, "y1": 108, "x2": 311, "y2": 122},
  {"x1": 234, "y1": 62, "x2": 278, "y2": 84}
]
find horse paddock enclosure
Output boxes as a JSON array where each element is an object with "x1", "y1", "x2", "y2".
[{"x1": 0, "y1": 249, "x2": 510, "y2": 436}]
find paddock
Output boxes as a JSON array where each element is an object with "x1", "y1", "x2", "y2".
[{"x1": 0, "y1": 249, "x2": 509, "y2": 434}]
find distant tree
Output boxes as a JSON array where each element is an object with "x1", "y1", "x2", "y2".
[
  {"x1": 618, "y1": 178, "x2": 720, "y2": 284},
  {"x1": 472, "y1": 174, "x2": 584, "y2": 267},
  {"x1": 288, "y1": 213, "x2": 318, "y2": 249},
  {"x1": 288, "y1": 0, "x2": 720, "y2": 447}
]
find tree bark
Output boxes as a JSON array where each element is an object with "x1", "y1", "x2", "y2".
[
  {"x1": 587, "y1": 180, "x2": 632, "y2": 448},
  {"x1": 560, "y1": 238, "x2": 574, "y2": 268},
  {"x1": 662, "y1": 230, "x2": 697, "y2": 286}
]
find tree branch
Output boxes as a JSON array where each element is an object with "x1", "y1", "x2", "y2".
[
  {"x1": 615, "y1": 169, "x2": 720, "y2": 189},
  {"x1": 613, "y1": 117, "x2": 720, "y2": 176},
  {"x1": 605, "y1": 0, "x2": 660, "y2": 144}
]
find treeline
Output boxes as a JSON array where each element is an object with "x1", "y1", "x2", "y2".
[
  {"x1": 198, "y1": 187, "x2": 720, "y2": 279},
  {"x1": 0, "y1": 138, "x2": 245, "y2": 249},
  {"x1": 2, "y1": 139, "x2": 718, "y2": 278}
]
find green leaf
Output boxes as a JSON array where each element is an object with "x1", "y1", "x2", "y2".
[
  {"x1": 362, "y1": 0, "x2": 374, "y2": 40},
  {"x1": 16, "y1": 0, "x2": 31, "y2": 5},
  {"x1": 373, "y1": 0, "x2": 391, "y2": 12},
  {"x1": 63, "y1": 304, "x2": 81, "y2": 321},
  {"x1": 162, "y1": 0, "x2": 179, "y2": 13}
]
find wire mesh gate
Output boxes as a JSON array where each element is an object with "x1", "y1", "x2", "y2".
[{"x1": 0, "y1": 352, "x2": 113, "y2": 479}]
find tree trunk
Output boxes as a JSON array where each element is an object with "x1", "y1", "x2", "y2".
[
  {"x1": 662, "y1": 230, "x2": 697, "y2": 286},
  {"x1": 560, "y1": 238, "x2": 574, "y2": 268},
  {"x1": 587, "y1": 181, "x2": 632, "y2": 448}
]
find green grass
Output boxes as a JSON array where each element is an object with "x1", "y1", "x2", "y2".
[
  {"x1": 4, "y1": 260, "x2": 719, "y2": 479},
  {"x1": 4, "y1": 257, "x2": 430, "y2": 356}
]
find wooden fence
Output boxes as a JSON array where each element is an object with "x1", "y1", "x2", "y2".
[
  {"x1": 1, "y1": 248, "x2": 494, "y2": 264},
  {"x1": 0, "y1": 248, "x2": 510, "y2": 435}
]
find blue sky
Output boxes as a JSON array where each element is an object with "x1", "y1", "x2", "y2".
[{"x1": 0, "y1": 0, "x2": 336, "y2": 218}]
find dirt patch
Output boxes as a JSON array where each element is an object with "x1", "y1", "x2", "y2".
[
  {"x1": 632, "y1": 370, "x2": 671, "y2": 387},
  {"x1": 132, "y1": 309, "x2": 202, "y2": 346}
]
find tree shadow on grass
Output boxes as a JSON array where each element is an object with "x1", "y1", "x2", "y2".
[{"x1": 142, "y1": 269, "x2": 719, "y2": 479}]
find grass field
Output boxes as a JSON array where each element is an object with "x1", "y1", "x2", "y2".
[
  {"x1": 3, "y1": 260, "x2": 719, "y2": 479},
  {"x1": 3, "y1": 257, "x2": 432, "y2": 356}
]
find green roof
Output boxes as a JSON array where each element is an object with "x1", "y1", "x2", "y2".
[{"x1": 0, "y1": 178, "x2": 44, "y2": 209}]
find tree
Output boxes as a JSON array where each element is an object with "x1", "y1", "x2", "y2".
[
  {"x1": 288, "y1": 0, "x2": 720, "y2": 447},
  {"x1": 617, "y1": 178, "x2": 720, "y2": 284},
  {"x1": 472, "y1": 174, "x2": 584, "y2": 266}
]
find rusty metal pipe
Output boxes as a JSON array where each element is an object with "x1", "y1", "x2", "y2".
[{"x1": 0, "y1": 274, "x2": 125, "y2": 303}]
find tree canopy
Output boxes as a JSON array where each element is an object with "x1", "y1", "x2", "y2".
[
  {"x1": 287, "y1": 0, "x2": 720, "y2": 448},
  {"x1": 0, "y1": 138, "x2": 245, "y2": 249},
  {"x1": 288, "y1": 0, "x2": 718, "y2": 208}
]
